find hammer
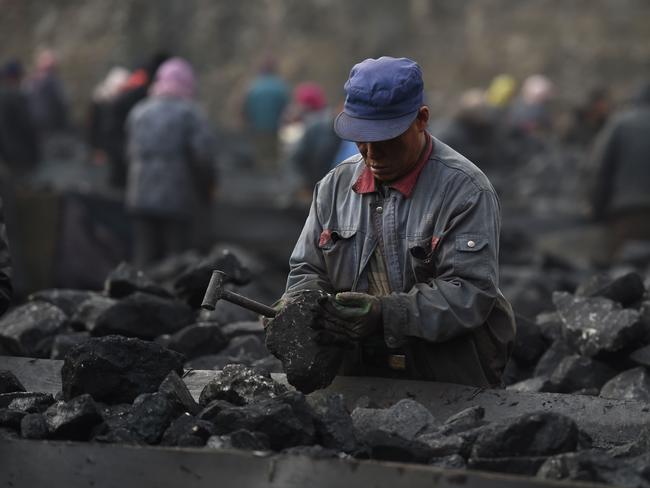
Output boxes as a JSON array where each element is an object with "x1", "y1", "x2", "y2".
[{"x1": 201, "y1": 270, "x2": 277, "y2": 318}]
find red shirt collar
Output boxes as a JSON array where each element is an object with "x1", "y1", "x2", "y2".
[{"x1": 352, "y1": 133, "x2": 433, "y2": 198}]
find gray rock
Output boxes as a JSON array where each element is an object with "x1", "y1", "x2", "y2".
[
  {"x1": 210, "y1": 391, "x2": 316, "y2": 450},
  {"x1": 160, "y1": 413, "x2": 215, "y2": 446},
  {"x1": 93, "y1": 292, "x2": 195, "y2": 340},
  {"x1": 309, "y1": 393, "x2": 357, "y2": 452},
  {"x1": 0, "y1": 302, "x2": 68, "y2": 357},
  {"x1": 535, "y1": 311, "x2": 564, "y2": 343},
  {"x1": 471, "y1": 412, "x2": 578, "y2": 458},
  {"x1": 5, "y1": 392, "x2": 55, "y2": 413},
  {"x1": 430, "y1": 454, "x2": 466, "y2": 469},
  {"x1": 70, "y1": 295, "x2": 116, "y2": 332},
  {"x1": 44, "y1": 394, "x2": 102, "y2": 440},
  {"x1": 507, "y1": 376, "x2": 554, "y2": 393},
  {"x1": 549, "y1": 354, "x2": 617, "y2": 393},
  {"x1": 265, "y1": 290, "x2": 349, "y2": 394},
  {"x1": 441, "y1": 405, "x2": 485, "y2": 435},
  {"x1": 576, "y1": 272, "x2": 646, "y2": 307},
  {"x1": 553, "y1": 292, "x2": 644, "y2": 356},
  {"x1": 158, "y1": 371, "x2": 200, "y2": 416},
  {"x1": 206, "y1": 429, "x2": 270, "y2": 451},
  {"x1": 537, "y1": 450, "x2": 645, "y2": 487},
  {"x1": 0, "y1": 370, "x2": 25, "y2": 393},
  {"x1": 534, "y1": 339, "x2": 574, "y2": 377},
  {"x1": 199, "y1": 364, "x2": 286, "y2": 407},
  {"x1": 61, "y1": 335, "x2": 185, "y2": 403},
  {"x1": 28, "y1": 289, "x2": 96, "y2": 317},
  {"x1": 600, "y1": 367, "x2": 650, "y2": 402},
  {"x1": 417, "y1": 432, "x2": 470, "y2": 458},
  {"x1": 352, "y1": 399, "x2": 436, "y2": 442},
  {"x1": 629, "y1": 344, "x2": 650, "y2": 368},
  {"x1": 20, "y1": 413, "x2": 48, "y2": 439},
  {"x1": 0, "y1": 408, "x2": 26, "y2": 430},
  {"x1": 104, "y1": 262, "x2": 172, "y2": 299},
  {"x1": 50, "y1": 331, "x2": 90, "y2": 359},
  {"x1": 159, "y1": 323, "x2": 228, "y2": 359}
]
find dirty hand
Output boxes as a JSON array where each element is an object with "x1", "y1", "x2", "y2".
[{"x1": 320, "y1": 292, "x2": 381, "y2": 340}]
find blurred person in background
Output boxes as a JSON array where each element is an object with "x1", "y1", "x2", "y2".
[
  {"x1": 563, "y1": 86, "x2": 612, "y2": 148},
  {"x1": 508, "y1": 74, "x2": 554, "y2": 136},
  {"x1": 0, "y1": 59, "x2": 40, "y2": 179},
  {"x1": 485, "y1": 74, "x2": 517, "y2": 112},
  {"x1": 86, "y1": 66, "x2": 130, "y2": 183},
  {"x1": 589, "y1": 82, "x2": 650, "y2": 259},
  {"x1": 243, "y1": 57, "x2": 289, "y2": 169},
  {"x1": 105, "y1": 52, "x2": 169, "y2": 188},
  {"x1": 280, "y1": 82, "x2": 328, "y2": 155},
  {"x1": 125, "y1": 57, "x2": 216, "y2": 268}
]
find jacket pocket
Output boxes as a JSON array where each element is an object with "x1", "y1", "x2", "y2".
[
  {"x1": 319, "y1": 229, "x2": 358, "y2": 289},
  {"x1": 408, "y1": 235, "x2": 438, "y2": 283},
  {"x1": 454, "y1": 234, "x2": 488, "y2": 278}
]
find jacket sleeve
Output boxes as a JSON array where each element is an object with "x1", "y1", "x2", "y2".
[
  {"x1": 380, "y1": 187, "x2": 501, "y2": 347},
  {"x1": 0, "y1": 199, "x2": 13, "y2": 315},
  {"x1": 285, "y1": 182, "x2": 335, "y2": 294}
]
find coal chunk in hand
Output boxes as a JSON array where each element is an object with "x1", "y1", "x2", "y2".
[{"x1": 265, "y1": 290, "x2": 348, "y2": 393}]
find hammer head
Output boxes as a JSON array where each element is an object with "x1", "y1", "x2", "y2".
[{"x1": 201, "y1": 270, "x2": 227, "y2": 310}]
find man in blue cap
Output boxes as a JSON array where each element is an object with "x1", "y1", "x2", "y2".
[{"x1": 283, "y1": 57, "x2": 515, "y2": 387}]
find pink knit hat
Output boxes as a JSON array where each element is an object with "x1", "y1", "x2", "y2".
[
  {"x1": 294, "y1": 82, "x2": 326, "y2": 111},
  {"x1": 150, "y1": 57, "x2": 196, "y2": 99}
]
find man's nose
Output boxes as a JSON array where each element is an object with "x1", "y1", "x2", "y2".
[{"x1": 365, "y1": 142, "x2": 383, "y2": 160}]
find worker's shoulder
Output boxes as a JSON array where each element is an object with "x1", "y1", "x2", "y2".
[
  {"x1": 429, "y1": 137, "x2": 495, "y2": 193},
  {"x1": 319, "y1": 153, "x2": 364, "y2": 187}
]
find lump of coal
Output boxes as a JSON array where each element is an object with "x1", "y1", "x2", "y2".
[
  {"x1": 265, "y1": 290, "x2": 348, "y2": 393},
  {"x1": 173, "y1": 249, "x2": 251, "y2": 308},
  {"x1": 537, "y1": 450, "x2": 645, "y2": 486},
  {"x1": 157, "y1": 323, "x2": 228, "y2": 359},
  {"x1": 70, "y1": 296, "x2": 116, "y2": 332},
  {"x1": 430, "y1": 454, "x2": 467, "y2": 470},
  {"x1": 92, "y1": 292, "x2": 195, "y2": 340},
  {"x1": 548, "y1": 355, "x2": 616, "y2": 393},
  {"x1": 535, "y1": 311, "x2": 564, "y2": 343},
  {"x1": 534, "y1": 339, "x2": 574, "y2": 377},
  {"x1": 44, "y1": 394, "x2": 102, "y2": 440},
  {"x1": 576, "y1": 272, "x2": 646, "y2": 307},
  {"x1": 158, "y1": 371, "x2": 199, "y2": 415},
  {"x1": 553, "y1": 292, "x2": 645, "y2": 357},
  {"x1": 0, "y1": 408, "x2": 26, "y2": 430},
  {"x1": 600, "y1": 367, "x2": 650, "y2": 402},
  {"x1": 198, "y1": 364, "x2": 286, "y2": 407},
  {"x1": 629, "y1": 344, "x2": 650, "y2": 368},
  {"x1": 471, "y1": 412, "x2": 578, "y2": 458},
  {"x1": 160, "y1": 413, "x2": 215, "y2": 446},
  {"x1": 50, "y1": 332, "x2": 90, "y2": 360},
  {"x1": 0, "y1": 370, "x2": 25, "y2": 394},
  {"x1": 210, "y1": 391, "x2": 315, "y2": 450},
  {"x1": 206, "y1": 429, "x2": 270, "y2": 451},
  {"x1": 0, "y1": 302, "x2": 67, "y2": 357},
  {"x1": 309, "y1": 393, "x2": 357, "y2": 452},
  {"x1": 28, "y1": 289, "x2": 96, "y2": 317},
  {"x1": 20, "y1": 413, "x2": 48, "y2": 439},
  {"x1": 198, "y1": 399, "x2": 237, "y2": 423},
  {"x1": 440, "y1": 405, "x2": 485, "y2": 435},
  {"x1": 507, "y1": 376, "x2": 554, "y2": 393},
  {"x1": 61, "y1": 335, "x2": 184, "y2": 403},
  {"x1": 104, "y1": 262, "x2": 172, "y2": 299},
  {"x1": 6, "y1": 392, "x2": 55, "y2": 413},
  {"x1": 512, "y1": 315, "x2": 549, "y2": 366}
]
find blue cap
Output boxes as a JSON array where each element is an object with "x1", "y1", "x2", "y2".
[{"x1": 334, "y1": 57, "x2": 424, "y2": 142}]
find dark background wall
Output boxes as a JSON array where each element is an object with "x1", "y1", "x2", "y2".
[{"x1": 1, "y1": 0, "x2": 648, "y2": 124}]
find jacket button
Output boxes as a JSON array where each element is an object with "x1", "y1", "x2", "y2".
[
  {"x1": 467, "y1": 240, "x2": 476, "y2": 248},
  {"x1": 376, "y1": 206, "x2": 383, "y2": 214}
]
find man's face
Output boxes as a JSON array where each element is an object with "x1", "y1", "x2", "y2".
[{"x1": 356, "y1": 107, "x2": 430, "y2": 183}]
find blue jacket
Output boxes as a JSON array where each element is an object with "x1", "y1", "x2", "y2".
[{"x1": 286, "y1": 135, "x2": 515, "y2": 386}]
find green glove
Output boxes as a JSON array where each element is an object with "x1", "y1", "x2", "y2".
[{"x1": 320, "y1": 292, "x2": 381, "y2": 340}]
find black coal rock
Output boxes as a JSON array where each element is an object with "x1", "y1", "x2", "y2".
[
  {"x1": 28, "y1": 289, "x2": 97, "y2": 317},
  {"x1": 206, "y1": 429, "x2": 270, "y2": 451},
  {"x1": 5, "y1": 392, "x2": 55, "y2": 413},
  {"x1": 158, "y1": 371, "x2": 199, "y2": 415},
  {"x1": 173, "y1": 249, "x2": 251, "y2": 308},
  {"x1": 309, "y1": 393, "x2": 357, "y2": 452},
  {"x1": 535, "y1": 311, "x2": 564, "y2": 343},
  {"x1": 160, "y1": 413, "x2": 215, "y2": 446},
  {"x1": 0, "y1": 302, "x2": 67, "y2": 357},
  {"x1": 158, "y1": 323, "x2": 228, "y2": 359},
  {"x1": 440, "y1": 405, "x2": 486, "y2": 435},
  {"x1": 553, "y1": 292, "x2": 644, "y2": 357},
  {"x1": 548, "y1": 354, "x2": 617, "y2": 393},
  {"x1": 512, "y1": 315, "x2": 549, "y2": 366},
  {"x1": 0, "y1": 408, "x2": 26, "y2": 430},
  {"x1": 104, "y1": 262, "x2": 172, "y2": 299},
  {"x1": 70, "y1": 295, "x2": 116, "y2": 332},
  {"x1": 265, "y1": 290, "x2": 349, "y2": 394},
  {"x1": 0, "y1": 370, "x2": 26, "y2": 394},
  {"x1": 199, "y1": 364, "x2": 287, "y2": 407},
  {"x1": 50, "y1": 332, "x2": 90, "y2": 360},
  {"x1": 44, "y1": 394, "x2": 102, "y2": 440},
  {"x1": 197, "y1": 399, "x2": 237, "y2": 423},
  {"x1": 471, "y1": 412, "x2": 578, "y2": 459},
  {"x1": 92, "y1": 292, "x2": 195, "y2": 340},
  {"x1": 534, "y1": 339, "x2": 574, "y2": 377},
  {"x1": 20, "y1": 413, "x2": 48, "y2": 439},
  {"x1": 600, "y1": 367, "x2": 650, "y2": 402},
  {"x1": 210, "y1": 391, "x2": 316, "y2": 450},
  {"x1": 629, "y1": 344, "x2": 650, "y2": 368},
  {"x1": 576, "y1": 272, "x2": 646, "y2": 307},
  {"x1": 61, "y1": 335, "x2": 185, "y2": 403}
]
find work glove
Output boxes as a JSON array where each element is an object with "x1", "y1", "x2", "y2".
[{"x1": 320, "y1": 292, "x2": 382, "y2": 340}]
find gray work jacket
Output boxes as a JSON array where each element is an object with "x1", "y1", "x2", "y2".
[{"x1": 286, "y1": 135, "x2": 515, "y2": 386}]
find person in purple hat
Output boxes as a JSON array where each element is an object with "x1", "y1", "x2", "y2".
[{"x1": 280, "y1": 57, "x2": 515, "y2": 387}]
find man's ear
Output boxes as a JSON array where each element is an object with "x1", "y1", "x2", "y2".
[{"x1": 416, "y1": 106, "x2": 430, "y2": 129}]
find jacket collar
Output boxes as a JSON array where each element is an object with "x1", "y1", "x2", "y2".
[{"x1": 352, "y1": 133, "x2": 433, "y2": 198}]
